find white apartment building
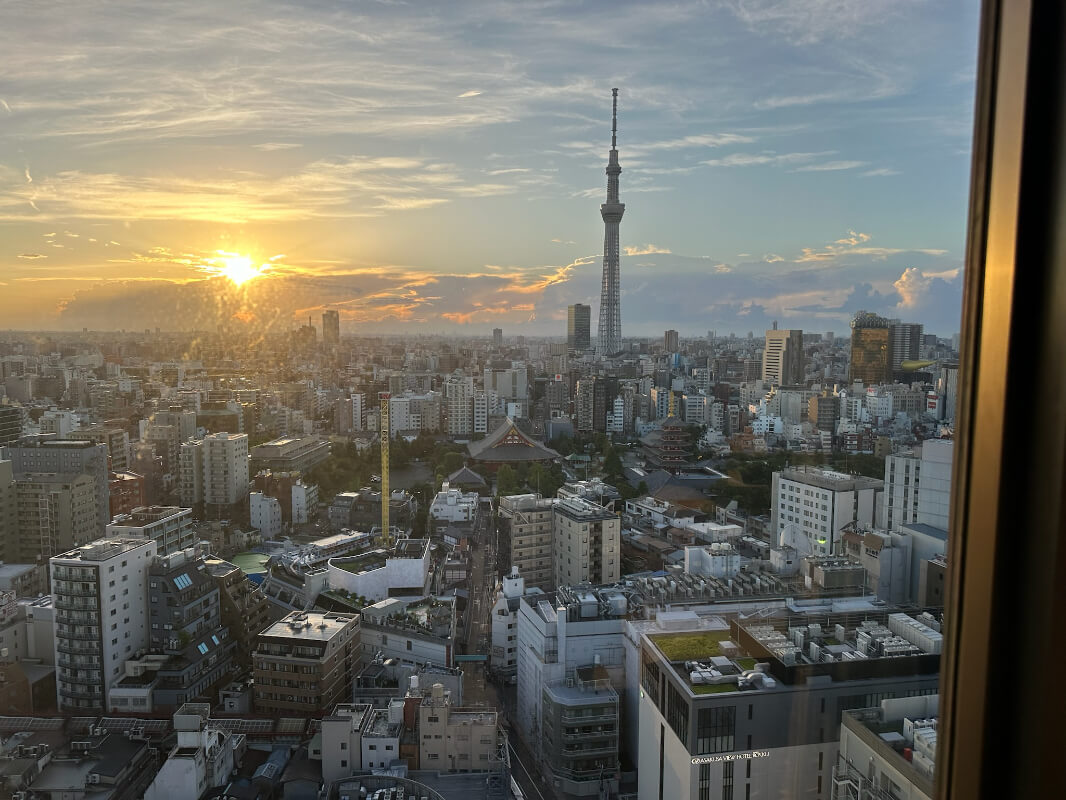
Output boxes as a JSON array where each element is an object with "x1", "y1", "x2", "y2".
[
  {"x1": 553, "y1": 497, "x2": 621, "y2": 589},
  {"x1": 106, "y1": 505, "x2": 196, "y2": 555},
  {"x1": 144, "y1": 704, "x2": 245, "y2": 800},
  {"x1": 445, "y1": 376, "x2": 475, "y2": 436},
  {"x1": 472, "y1": 390, "x2": 489, "y2": 434},
  {"x1": 762, "y1": 328, "x2": 804, "y2": 386},
  {"x1": 429, "y1": 482, "x2": 479, "y2": 524},
  {"x1": 250, "y1": 492, "x2": 283, "y2": 539},
  {"x1": 683, "y1": 393, "x2": 711, "y2": 425},
  {"x1": 291, "y1": 480, "x2": 317, "y2": 524},
  {"x1": 882, "y1": 439, "x2": 954, "y2": 532},
  {"x1": 490, "y1": 567, "x2": 526, "y2": 674},
  {"x1": 50, "y1": 537, "x2": 156, "y2": 712},
  {"x1": 320, "y1": 702, "x2": 373, "y2": 783},
  {"x1": 771, "y1": 467, "x2": 883, "y2": 556},
  {"x1": 388, "y1": 391, "x2": 442, "y2": 437},
  {"x1": 835, "y1": 695, "x2": 937, "y2": 800},
  {"x1": 180, "y1": 432, "x2": 249, "y2": 509},
  {"x1": 419, "y1": 682, "x2": 499, "y2": 773},
  {"x1": 515, "y1": 585, "x2": 630, "y2": 796}
]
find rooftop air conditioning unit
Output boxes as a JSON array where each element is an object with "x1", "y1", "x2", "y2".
[{"x1": 88, "y1": 773, "x2": 101, "y2": 784}]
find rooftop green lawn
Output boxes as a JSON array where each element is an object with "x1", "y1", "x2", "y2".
[
  {"x1": 692, "y1": 683, "x2": 739, "y2": 694},
  {"x1": 735, "y1": 657, "x2": 758, "y2": 671},
  {"x1": 650, "y1": 630, "x2": 732, "y2": 662}
]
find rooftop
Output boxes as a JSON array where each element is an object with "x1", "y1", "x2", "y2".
[
  {"x1": 364, "y1": 708, "x2": 403, "y2": 738},
  {"x1": 259, "y1": 611, "x2": 357, "y2": 642},
  {"x1": 53, "y1": 538, "x2": 153, "y2": 563}
]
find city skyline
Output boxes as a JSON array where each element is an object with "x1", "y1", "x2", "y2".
[{"x1": 1, "y1": 1, "x2": 977, "y2": 335}]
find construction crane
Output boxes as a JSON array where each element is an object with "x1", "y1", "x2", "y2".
[{"x1": 379, "y1": 391, "x2": 391, "y2": 548}]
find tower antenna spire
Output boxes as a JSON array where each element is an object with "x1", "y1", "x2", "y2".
[{"x1": 611, "y1": 87, "x2": 618, "y2": 149}]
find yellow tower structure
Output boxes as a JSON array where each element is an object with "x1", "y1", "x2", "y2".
[{"x1": 379, "y1": 391, "x2": 391, "y2": 547}]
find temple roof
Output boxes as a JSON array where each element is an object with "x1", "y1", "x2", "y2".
[{"x1": 467, "y1": 418, "x2": 561, "y2": 463}]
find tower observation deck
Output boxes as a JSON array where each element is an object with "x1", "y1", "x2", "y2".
[{"x1": 597, "y1": 88, "x2": 625, "y2": 357}]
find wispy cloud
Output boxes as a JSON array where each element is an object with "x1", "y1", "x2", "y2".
[
  {"x1": 861, "y1": 167, "x2": 900, "y2": 177},
  {"x1": 457, "y1": 90, "x2": 482, "y2": 98},
  {"x1": 624, "y1": 244, "x2": 671, "y2": 256},
  {"x1": 702, "y1": 151, "x2": 833, "y2": 168},
  {"x1": 794, "y1": 160, "x2": 867, "y2": 172},
  {"x1": 17, "y1": 252, "x2": 47, "y2": 259}
]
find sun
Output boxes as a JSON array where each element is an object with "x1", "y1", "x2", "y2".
[{"x1": 213, "y1": 252, "x2": 265, "y2": 286}]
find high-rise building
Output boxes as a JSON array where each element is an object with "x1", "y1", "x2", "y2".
[
  {"x1": 142, "y1": 545, "x2": 234, "y2": 710},
  {"x1": 597, "y1": 89, "x2": 625, "y2": 356},
  {"x1": 762, "y1": 328, "x2": 805, "y2": 386},
  {"x1": 0, "y1": 406, "x2": 23, "y2": 445},
  {"x1": 567, "y1": 303, "x2": 591, "y2": 352},
  {"x1": 849, "y1": 311, "x2": 892, "y2": 384},
  {"x1": 13, "y1": 473, "x2": 99, "y2": 561},
  {"x1": 882, "y1": 439, "x2": 955, "y2": 532},
  {"x1": 2, "y1": 436, "x2": 110, "y2": 534},
  {"x1": 493, "y1": 327, "x2": 503, "y2": 348},
  {"x1": 552, "y1": 497, "x2": 620, "y2": 588},
  {"x1": 0, "y1": 461, "x2": 15, "y2": 561},
  {"x1": 664, "y1": 329, "x2": 680, "y2": 352},
  {"x1": 179, "y1": 433, "x2": 249, "y2": 512},
  {"x1": 444, "y1": 375, "x2": 475, "y2": 436},
  {"x1": 106, "y1": 505, "x2": 196, "y2": 555},
  {"x1": 51, "y1": 538, "x2": 157, "y2": 712},
  {"x1": 889, "y1": 322, "x2": 924, "y2": 373},
  {"x1": 771, "y1": 466, "x2": 884, "y2": 556},
  {"x1": 322, "y1": 309, "x2": 340, "y2": 345},
  {"x1": 498, "y1": 493, "x2": 556, "y2": 591},
  {"x1": 70, "y1": 425, "x2": 130, "y2": 472}
]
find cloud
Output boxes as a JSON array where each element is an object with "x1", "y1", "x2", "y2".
[
  {"x1": 624, "y1": 244, "x2": 671, "y2": 256},
  {"x1": 457, "y1": 90, "x2": 482, "y2": 98},
  {"x1": 17, "y1": 253, "x2": 47, "y2": 259},
  {"x1": 763, "y1": 254, "x2": 784, "y2": 263},
  {"x1": 701, "y1": 151, "x2": 833, "y2": 168},
  {"x1": 794, "y1": 160, "x2": 867, "y2": 172},
  {"x1": 861, "y1": 168, "x2": 901, "y2": 177},
  {"x1": 795, "y1": 231, "x2": 946, "y2": 263},
  {"x1": 252, "y1": 142, "x2": 303, "y2": 151}
]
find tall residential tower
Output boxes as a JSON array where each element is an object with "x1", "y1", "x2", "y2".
[{"x1": 597, "y1": 89, "x2": 625, "y2": 356}]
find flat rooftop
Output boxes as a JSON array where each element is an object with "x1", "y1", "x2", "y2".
[{"x1": 259, "y1": 611, "x2": 357, "y2": 641}]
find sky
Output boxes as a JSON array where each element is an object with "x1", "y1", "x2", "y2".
[{"x1": 0, "y1": 0, "x2": 980, "y2": 337}]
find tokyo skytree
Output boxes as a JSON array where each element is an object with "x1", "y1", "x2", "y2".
[{"x1": 597, "y1": 88, "x2": 625, "y2": 357}]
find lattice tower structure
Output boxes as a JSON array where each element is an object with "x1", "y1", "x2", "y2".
[{"x1": 597, "y1": 88, "x2": 625, "y2": 357}]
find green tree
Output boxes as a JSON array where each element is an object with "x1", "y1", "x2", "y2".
[
  {"x1": 442, "y1": 451, "x2": 465, "y2": 475},
  {"x1": 496, "y1": 465, "x2": 519, "y2": 496},
  {"x1": 603, "y1": 446, "x2": 623, "y2": 479}
]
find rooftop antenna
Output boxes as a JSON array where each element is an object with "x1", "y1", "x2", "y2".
[{"x1": 611, "y1": 87, "x2": 618, "y2": 149}]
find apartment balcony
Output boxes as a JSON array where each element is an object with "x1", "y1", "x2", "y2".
[
  {"x1": 53, "y1": 597, "x2": 99, "y2": 611},
  {"x1": 55, "y1": 586, "x2": 99, "y2": 598},
  {"x1": 57, "y1": 641, "x2": 101, "y2": 656},
  {"x1": 561, "y1": 728, "x2": 617, "y2": 741},
  {"x1": 55, "y1": 612, "x2": 100, "y2": 626},
  {"x1": 57, "y1": 654, "x2": 102, "y2": 669},
  {"x1": 57, "y1": 629, "x2": 101, "y2": 641},
  {"x1": 61, "y1": 687, "x2": 104, "y2": 701}
]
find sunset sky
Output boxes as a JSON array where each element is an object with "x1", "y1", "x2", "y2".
[{"x1": 0, "y1": 0, "x2": 979, "y2": 336}]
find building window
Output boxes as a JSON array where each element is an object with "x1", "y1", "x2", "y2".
[
  {"x1": 722, "y1": 760, "x2": 734, "y2": 800},
  {"x1": 697, "y1": 706, "x2": 735, "y2": 754},
  {"x1": 699, "y1": 764, "x2": 710, "y2": 800}
]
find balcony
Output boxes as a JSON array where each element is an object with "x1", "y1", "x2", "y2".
[
  {"x1": 562, "y1": 712, "x2": 616, "y2": 724},
  {"x1": 55, "y1": 586, "x2": 99, "y2": 598},
  {"x1": 57, "y1": 655, "x2": 101, "y2": 669},
  {"x1": 60, "y1": 687, "x2": 104, "y2": 701},
  {"x1": 53, "y1": 597, "x2": 99, "y2": 611},
  {"x1": 54, "y1": 618, "x2": 100, "y2": 631},
  {"x1": 561, "y1": 743, "x2": 617, "y2": 758},
  {"x1": 57, "y1": 641, "x2": 101, "y2": 656},
  {"x1": 561, "y1": 728, "x2": 617, "y2": 741},
  {"x1": 57, "y1": 629, "x2": 101, "y2": 641}
]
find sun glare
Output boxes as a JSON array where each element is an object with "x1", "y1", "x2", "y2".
[{"x1": 213, "y1": 252, "x2": 265, "y2": 286}]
